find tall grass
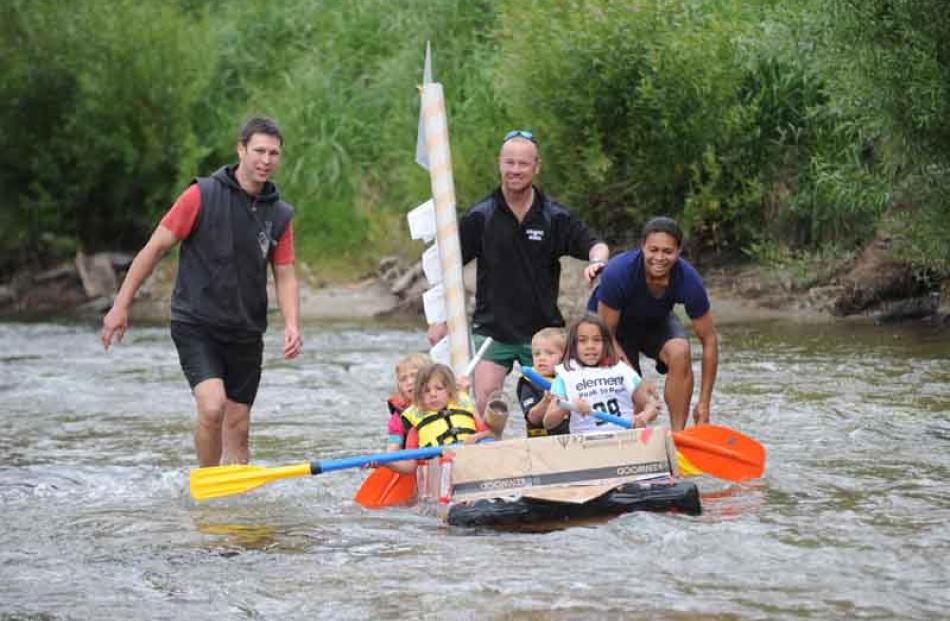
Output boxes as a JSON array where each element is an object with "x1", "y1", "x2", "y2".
[{"x1": 2, "y1": 0, "x2": 948, "y2": 280}]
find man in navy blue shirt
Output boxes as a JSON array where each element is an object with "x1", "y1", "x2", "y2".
[{"x1": 588, "y1": 217, "x2": 718, "y2": 430}]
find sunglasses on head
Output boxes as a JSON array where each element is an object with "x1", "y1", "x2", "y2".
[{"x1": 503, "y1": 129, "x2": 537, "y2": 144}]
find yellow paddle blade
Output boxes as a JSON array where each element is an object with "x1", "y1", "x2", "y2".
[
  {"x1": 677, "y1": 452, "x2": 703, "y2": 477},
  {"x1": 189, "y1": 462, "x2": 312, "y2": 501}
]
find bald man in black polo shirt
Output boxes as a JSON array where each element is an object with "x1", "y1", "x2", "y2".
[{"x1": 428, "y1": 130, "x2": 609, "y2": 415}]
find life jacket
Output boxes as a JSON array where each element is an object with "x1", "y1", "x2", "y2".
[
  {"x1": 387, "y1": 394, "x2": 410, "y2": 417},
  {"x1": 517, "y1": 375, "x2": 567, "y2": 437},
  {"x1": 387, "y1": 394, "x2": 413, "y2": 448},
  {"x1": 403, "y1": 400, "x2": 479, "y2": 448}
]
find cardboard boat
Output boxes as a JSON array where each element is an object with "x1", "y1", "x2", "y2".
[{"x1": 415, "y1": 427, "x2": 702, "y2": 528}]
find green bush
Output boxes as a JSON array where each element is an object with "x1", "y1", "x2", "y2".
[
  {"x1": 197, "y1": 0, "x2": 502, "y2": 271},
  {"x1": 2, "y1": 0, "x2": 948, "y2": 283},
  {"x1": 0, "y1": 0, "x2": 214, "y2": 271},
  {"x1": 493, "y1": 1, "x2": 830, "y2": 256},
  {"x1": 817, "y1": 0, "x2": 950, "y2": 274}
]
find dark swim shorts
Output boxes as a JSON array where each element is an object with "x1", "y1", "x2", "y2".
[
  {"x1": 617, "y1": 312, "x2": 688, "y2": 375},
  {"x1": 170, "y1": 321, "x2": 264, "y2": 405}
]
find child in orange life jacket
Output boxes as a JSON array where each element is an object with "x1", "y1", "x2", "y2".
[
  {"x1": 544, "y1": 314, "x2": 660, "y2": 435},
  {"x1": 384, "y1": 363, "x2": 491, "y2": 473},
  {"x1": 517, "y1": 327, "x2": 569, "y2": 437},
  {"x1": 385, "y1": 352, "x2": 431, "y2": 451}
]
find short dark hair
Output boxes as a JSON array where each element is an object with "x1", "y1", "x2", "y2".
[
  {"x1": 239, "y1": 116, "x2": 283, "y2": 146},
  {"x1": 641, "y1": 216, "x2": 683, "y2": 247}
]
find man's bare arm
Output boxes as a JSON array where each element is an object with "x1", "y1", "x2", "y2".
[
  {"x1": 273, "y1": 262, "x2": 302, "y2": 359},
  {"x1": 690, "y1": 311, "x2": 719, "y2": 424},
  {"x1": 596, "y1": 301, "x2": 630, "y2": 364},
  {"x1": 101, "y1": 225, "x2": 179, "y2": 349}
]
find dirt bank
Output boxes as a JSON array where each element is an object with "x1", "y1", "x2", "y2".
[{"x1": 1, "y1": 245, "x2": 947, "y2": 327}]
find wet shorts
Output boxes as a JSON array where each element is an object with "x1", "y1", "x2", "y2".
[
  {"x1": 170, "y1": 321, "x2": 264, "y2": 405},
  {"x1": 473, "y1": 333, "x2": 533, "y2": 373},
  {"x1": 617, "y1": 313, "x2": 688, "y2": 375}
]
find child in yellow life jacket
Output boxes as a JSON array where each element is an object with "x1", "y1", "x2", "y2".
[
  {"x1": 517, "y1": 327, "x2": 569, "y2": 437},
  {"x1": 385, "y1": 352, "x2": 431, "y2": 450},
  {"x1": 384, "y1": 363, "x2": 490, "y2": 473}
]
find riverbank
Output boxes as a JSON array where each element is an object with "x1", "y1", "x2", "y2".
[{"x1": 2, "y1": 247, "x2": 947, "y2": 328}]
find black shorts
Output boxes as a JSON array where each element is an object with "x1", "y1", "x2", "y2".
[
  {"x1": 170, "y1": 321, "x2": 263, "y2": 405},
  {"x1": 617, "y1": 313, "x2": 688, "y2": 375}
]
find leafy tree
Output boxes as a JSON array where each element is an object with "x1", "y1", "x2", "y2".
[{"x1": 0, "y1": 0, "x2": 214, "y2": 272}]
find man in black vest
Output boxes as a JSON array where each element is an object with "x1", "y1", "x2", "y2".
[{"x1": 101, "y1": 117, "x2": 302, "y2": 466}]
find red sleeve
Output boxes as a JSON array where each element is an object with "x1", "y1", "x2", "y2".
[
  {"x1": 160, "y1": 184, "x2": 201, "y2": 240},
  {"x1": 405, "y1": 427, "x2": 419, "y2": 449},
  {"x1": 272, "y1": 220, "x2": 295, "y2": 265}
]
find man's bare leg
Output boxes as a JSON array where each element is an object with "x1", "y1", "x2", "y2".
[
  {"x1": 659, "y1": 338, "x2": 693, "y2": 431},
  {"x1": 473, "y1": 359, "x2": 509, "y2": 416},
  {"x1": 220, "y1": 400, "x2": 251, "y2": 465},
  {"x1": 193, "y1": 379, "x2": 227, "y2": 467}
]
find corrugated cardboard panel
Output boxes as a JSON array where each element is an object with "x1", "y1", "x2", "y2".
[
  {"x1": 448, "y1": 427, "x2": 674, "y2": 502},
  {"x1": 521, "y1": 483, "x2": 617, "y2": 504}
]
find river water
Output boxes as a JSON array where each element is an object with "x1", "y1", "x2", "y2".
[{"x1": 1, "y1": 316, "x2": 948, "y2": 620}]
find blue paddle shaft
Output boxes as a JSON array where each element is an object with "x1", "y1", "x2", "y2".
[
  {"x1": 589, "y1": 411, "x2": 632, "y2": 428},
  {"x1": 311, "y1": 446, "x2": 444, "y2": 475},
  {"x1": 522, "y1": 366, "x2": 632, "y2": 429},
  {"x1": 522, "y1": 366, "x2": 552, "y2": 390}
]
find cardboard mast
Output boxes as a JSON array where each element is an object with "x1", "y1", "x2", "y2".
[{"x1": 409, "y1": 42, "x2": 471, "y2": 374}]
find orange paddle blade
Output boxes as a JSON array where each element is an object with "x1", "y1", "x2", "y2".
[
  {"x1": 354, "y1": 468, "x2": 417, "y2": 509},
  {"x1": 672, "y1": 424, "x2": 766, "y2": 482}
]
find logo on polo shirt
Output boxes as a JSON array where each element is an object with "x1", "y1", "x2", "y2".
[{"x1": 525, "y1": 228, "x2": 544, "y2": 241}]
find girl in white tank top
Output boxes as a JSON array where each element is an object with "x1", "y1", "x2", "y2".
[{"x1": 545, "y1": 314, "x2": 660, "y2": 435}]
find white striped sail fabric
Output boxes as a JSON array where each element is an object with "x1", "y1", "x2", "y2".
[{"x1": 421, "y1": 82, "x2": 470, "y2": 375}]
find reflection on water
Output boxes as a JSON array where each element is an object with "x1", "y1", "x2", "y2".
[
  {"x1": 0, "y1": 319, "x2": 948, "y2": 620},
  {"x1": 194, "y1": 522, "x2": 281, "y2": 551}
]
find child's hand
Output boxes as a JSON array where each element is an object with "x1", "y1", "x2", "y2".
[
  {"x1": 642, "y1": 379, "x2": 659, "y2": 400},
  {"x1": 363, "y1": 461, "x2": 379, "y2": 469},
  {"x1": 573, "y1": 398, "x2": 592, "y2": 416},
  {"x1": 633, "y1": 402, "x2": 659, "y2": 428}
]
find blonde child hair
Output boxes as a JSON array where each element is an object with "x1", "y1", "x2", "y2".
[
  {"x1": 411, "y1": 363, "x2": 460, "y2": 410},
  {"x1": 396, "y1": 352, "x2": 430, "y2": 373},
  {"x1": 532, "y1": 326, "x2": 566, "y2": 351},
  {"x1": 394, "y1": 352, "x2": 430, "y2": 387}
]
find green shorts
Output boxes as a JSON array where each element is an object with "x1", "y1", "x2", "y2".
[{"x1": 473, "y1": 333, "x2": 533, "y2": 373}]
